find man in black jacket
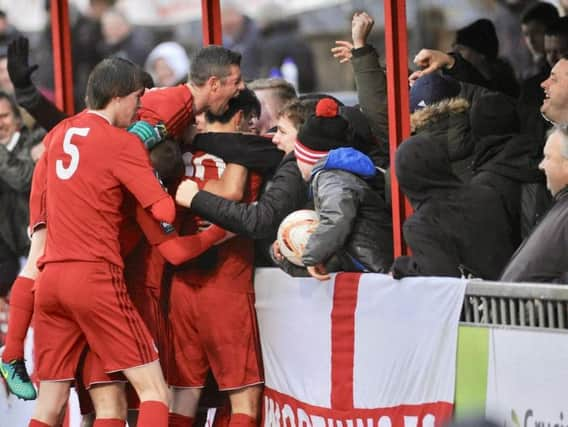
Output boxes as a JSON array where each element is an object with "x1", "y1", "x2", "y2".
[
  {"x1": 501, "y1": 127, "x2": 568, "y2": 282},
  {"x1": 391, "y1": 130, "x2": 514, "y2": 280}
]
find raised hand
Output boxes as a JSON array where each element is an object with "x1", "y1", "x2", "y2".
[
  {"x1": 409, "y1": 49, "x2": 455, "y2": 86},
  {"x1": 331, "y1": 40, "x2": 354, "y2": 64},
  {"x1": 7, "y1": 37, "x2": 39, "y2": 89},
  {"x1": 352, "y1": 11, "x2": 374, "y2": 49}
]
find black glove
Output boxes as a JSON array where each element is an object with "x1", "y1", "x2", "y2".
[{"x1": 7, "y1": 37, "x2": 39, "y2": 89}]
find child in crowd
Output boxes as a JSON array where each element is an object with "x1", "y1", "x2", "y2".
[{"x1": 272, "y1": 98, "x2": 393, "y2": 280}]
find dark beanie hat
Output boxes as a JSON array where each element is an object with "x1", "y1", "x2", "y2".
[
  {"x1": 410, "y1": 72, "x2": 461, "y2": 113},
  {"x1": 295, "y1": 98, "x2": 349, "y2": 164},
  {"x1": 455, "y1": 18, "x2": 499, "y2": 60}
]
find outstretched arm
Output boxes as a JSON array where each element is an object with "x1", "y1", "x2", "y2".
[{"x1": 8, "y1": 37, "x2": 68, "y2": 131}]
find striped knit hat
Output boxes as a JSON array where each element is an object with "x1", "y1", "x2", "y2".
[{"x1": 295, "y1": 98, "x2": 349, "y2": 165}]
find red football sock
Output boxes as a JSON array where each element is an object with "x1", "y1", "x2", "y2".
[
  {"x1": 229, "y1": 413, "x2": 257, "y2": 427},
  {"x1": 28, "y1": 420, "x2": 50, "y2": 427},
  {"x1": 3, "y1": 276, "x2": 35, "y2": 362},
  {"x1": 168, "y1": 413, "x2": 194, "y2": 427},
  {"x1": 137, "y1": 400, "x2": 168, "y2": 427},
  {"x1": 93, "y1": 419, "x2": 126, "y2": 427}
]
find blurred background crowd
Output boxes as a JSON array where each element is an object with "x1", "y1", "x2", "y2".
[{"x1": 0, "y1": 0, "x2": 564, "y2": 108}]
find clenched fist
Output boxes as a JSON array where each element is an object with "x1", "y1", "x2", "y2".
[{"x1": 175, "y1": 179, "x2": 199, "y2": 208}]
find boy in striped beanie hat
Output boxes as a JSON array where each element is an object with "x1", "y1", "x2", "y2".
[
  {"x1": 278, "y1": 98, "x2": 393, "y2": 280},
  {"x1": 294, "y1": 97, "x2": 350, "y2": 178}
]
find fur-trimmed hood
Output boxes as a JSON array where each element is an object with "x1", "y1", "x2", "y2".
[{"x1": 410, "y1": 97, "x2": 470, "y2": 133}]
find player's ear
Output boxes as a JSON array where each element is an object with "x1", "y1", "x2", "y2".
[
  {"x1": 208, "y1": 75, "x2": 220, "y2": 92},
  {"x1": 233, "y1": 110, "x2": 244, "y2": 130}
]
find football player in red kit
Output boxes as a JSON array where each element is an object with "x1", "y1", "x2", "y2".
[
  {"x1": 28, "y1": 57, "x2": 173, "y2": 427},
  {"x1": 168, "y1": 89, "x2": 271, "y2": 427}
]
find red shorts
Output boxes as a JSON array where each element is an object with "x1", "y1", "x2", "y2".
[
  {"x1": 128, "y1": 285, "x2": 170, "y2": 378},
  {"x1": 77, "y1": 285, "x2": 169, "y2": 412},
  {"x1": 168, "y1": 278, "x2": 263, "y2": 390},
  {"x1": 34, "y1": 261, "x2": 159, "y2": 381}
]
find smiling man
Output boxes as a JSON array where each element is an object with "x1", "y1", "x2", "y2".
[
  {"x1": 0, "y1": 91, "x2": 38, "y2": 304},
  {"x1": 540, "y1": 57, "x2": 568, "y2": 127},
  {"x1": 500, "y1": 127, "x2": 568, "y2": 283}
]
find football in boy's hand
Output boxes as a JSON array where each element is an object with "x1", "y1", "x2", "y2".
[{"x1": 276, "y1": 209, "x2": 319, "y2": 266}]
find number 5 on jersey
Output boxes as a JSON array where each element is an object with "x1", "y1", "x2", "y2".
[{"x1": 56, "y1": 127, "x2": 89, "y2": 180}]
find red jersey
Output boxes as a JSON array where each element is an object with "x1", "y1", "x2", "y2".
[
  {"x1": 138, "y1": 84, "x2": 193, "y2": 140},
  {"x1": 121, "y1": 198, "x2": 173, "y2": 293},
  {"x1": 40, "y1": 111, "x2": 169, "y2": 268},
  {"x1": 176, "y1": 148, "x2": 263, "y2": 293}
]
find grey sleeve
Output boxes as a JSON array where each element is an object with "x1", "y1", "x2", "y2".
[
  {"x1": 0, "y1": 142, "x2": 34, "y2": 192},
  {"x1": 302, "y1": 172, "x2": 361, "y2": 266}
]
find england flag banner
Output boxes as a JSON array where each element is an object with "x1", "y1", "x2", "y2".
[{"x1": 254, "y1": 269, "x2": 467, "y2": 427}]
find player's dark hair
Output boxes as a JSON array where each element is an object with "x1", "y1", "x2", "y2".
[
  {"x1": 85, "y1": 57, "x2": 146, "y2": 110},
  {"x1": 150, "y1": 139, "x2": 184, "y2": 188},
  {"x1": 546, "y1": 16, "x2": 568, "y2": 38},
  {"x1": 189, "y1": 45, "x2": 241, "y2": 87},
  {"x1": 205, "y1": 87, "x2": 260, "y2": 124},
  {"x1": 0, "y1": 90, "x2": 22, "y2": 126},
  {"x1": 521, "y1": 2, "x2": 559, "y2": 26}
]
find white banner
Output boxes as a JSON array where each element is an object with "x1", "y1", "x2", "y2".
[
  {"x1": 485, "y1": 328, "x2": 568, "y2": 427},
  {"x1": 254, "y1": 269, "x2": 467, "y2": 427}
]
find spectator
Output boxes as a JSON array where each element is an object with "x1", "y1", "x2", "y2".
[
  {"x1": 409, "y1": 72, "x2": 477, "y2": 183},
  {"x1": 99, "y1": 8, "x2": 154, "y2": 66},
  {"x1": 256, "y1": 4, "x2": 317, "y2": 93},
  {"x1": 469, "y1": 92, "x2": 544, "y2": 244},
  {"x1": 452, "y1": 18, "x2": 520, "y2": 97},
  {"x1": 71, "y1": 0, "x2": 117, "y2": 110},
  {"x1": 273, "y1": 98, "x2": 393, "y2": 280},
  {"x1": 221, "y1": 2, "x2": 261, "y2": 81},
  {"x1": 520, "y1": 2, "x2": 558, "y2": 75},
  {"x1": 391, "y1": 125, "x2": 514, "y2": 280},
  {"x1": 0, "y1": 92, "x2": 41, "y2": 298},
  {"x1": 0, "y1": 10, "x2": 20, "y2": 52},
  {"x1": 558, "y1": 0, "x2": 568, "y2": 16},
  {"x1": 493, "y1": 0, "x2": 538, "y2": 80},
  {"x1": 517, "y1": 3, "x2": 560, "y2": 141},
  {"x1": 248, "y1": 78, "x2": 297, "y2": 135},
  {"x1": 145, "y1": 41, "x2": 190, "y2": 87},
  {"x1": 544, "y1": 16, "x2": 568, "y2": 67},
  {"x1": 331, "y1": 11, "x2": 390, "y2": 169},
  {"x1": 500, "y1": 127, "x2": 568, "y2": 282}
]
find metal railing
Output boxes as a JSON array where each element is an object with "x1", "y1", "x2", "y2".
[{"x1": 461, "y1": 281, "x2": 568, "y2": 330}]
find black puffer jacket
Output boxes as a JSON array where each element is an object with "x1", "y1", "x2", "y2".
[
  {"x1": 500, "y1": 187, "x2": 568, "y2": 283},
  {"x1": 392, "y1": 133, "x2": 515, "y2": 280},
  {"x1": 469, "y1": 92, "x2": 544, "y2": 246},
  {"x1": 410, "y1": 97, "x2": 475, "y2": 183}
]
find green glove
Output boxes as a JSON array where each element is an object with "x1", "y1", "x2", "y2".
[{"x1": 128, "y1": 121, "x2": 167, "y2": 150}]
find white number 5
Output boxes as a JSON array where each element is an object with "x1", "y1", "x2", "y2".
[{"x1": 56, "y1": 127, "x2": 89, "y2": 180}]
